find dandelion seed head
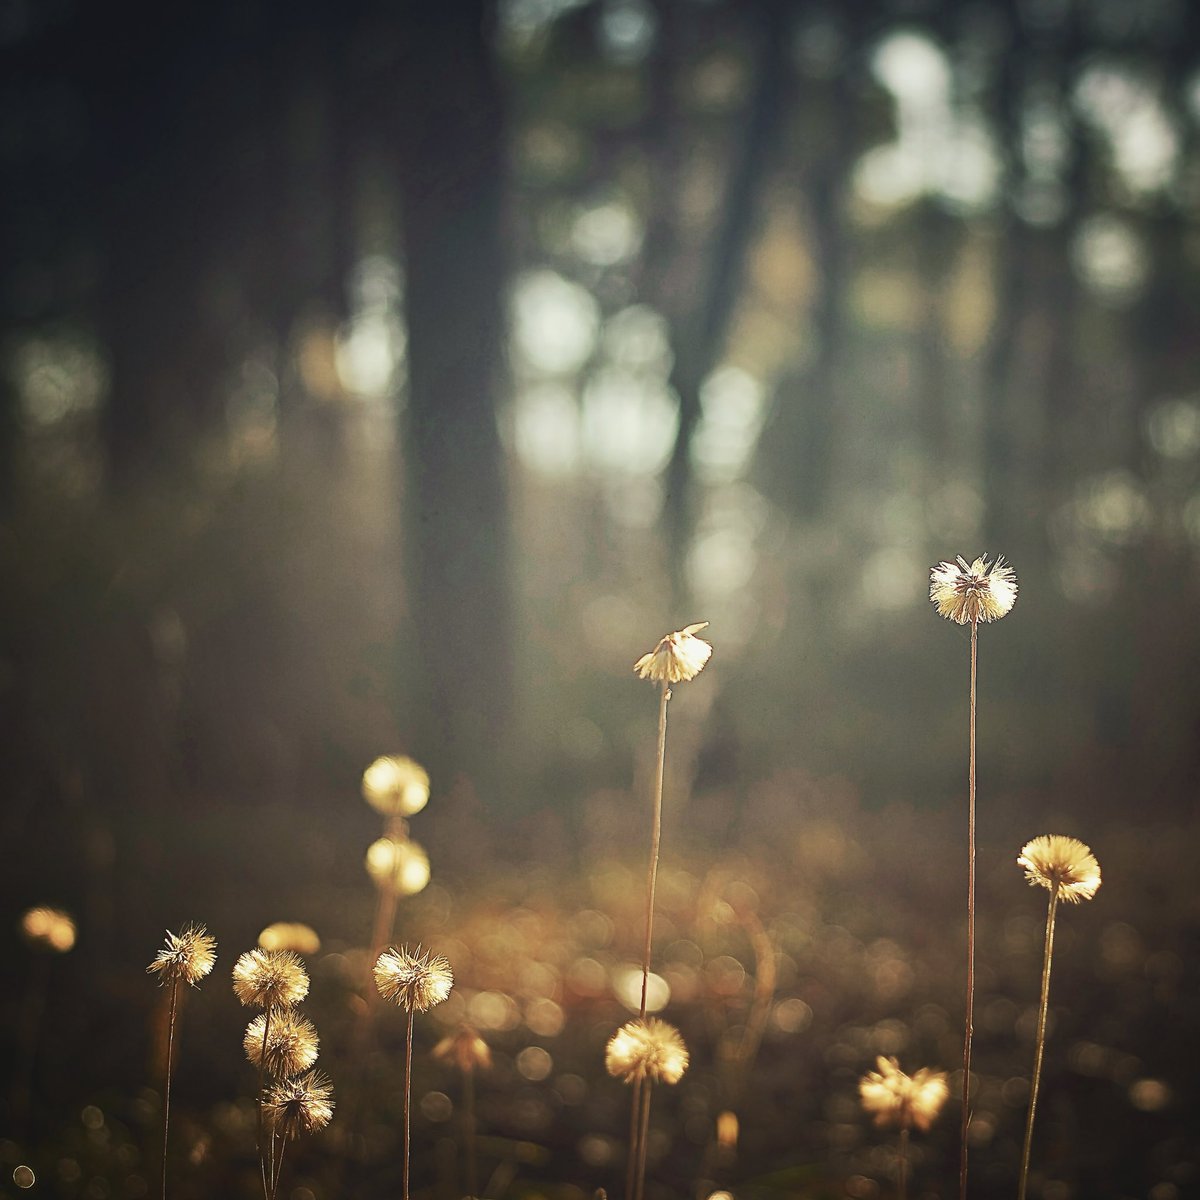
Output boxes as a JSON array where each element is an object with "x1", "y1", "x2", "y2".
[
  {"x1": 258, "y1": 922, "x2": 321, "y2": 955},
  {"x1": 432, "y1": 1024, "x2": 493, "y2": 1074},
  {"x1": 362, "y1": 755, "x2": 430, "y2": 817},
  {"x1": 232, "y1": 948, "x2": 310, "y2": 1009},
  {"x1": 605, "y1": 1018, "x2": 689, "y2": 1085},
  {"x1": 1018, "y1": 834, "x2": 1102, "y2": 903},
  {"x1": 244, "y1": 1009, "x2": 320, "y2": 1078},
  {"x1": 930, "y1": 555, "x2": 1018, "y2": 624},
  {"x1": 20, "y1": 907, "x2": 76, "y2": 953},
  {"x1": 859, "y1": 1056, "x2": 949, "y2": 1132},
  {"x1": 374, "y1": 945, "x2": 454, "y2": 1013},
  {"x1": 147, "y1": 924, "x2": 216, "y2": 987},
  {"x1": 634, "y1": 622, "x2": 713, "y2": 684},
  {"x1": 364, "y1": 837, "x2": 431, "y2": 896},
  {"x1": 264, "y1": 1069, "x2": 334, "y2": 1140}
]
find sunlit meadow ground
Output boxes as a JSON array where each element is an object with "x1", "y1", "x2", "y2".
[{"x1": 4, "y1": 774, "x2": 1195, "y2": 1200}]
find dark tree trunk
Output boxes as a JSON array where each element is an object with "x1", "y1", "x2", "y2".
[{"x1": 394, "y1": 2, "x2": 512, "y2": 788}]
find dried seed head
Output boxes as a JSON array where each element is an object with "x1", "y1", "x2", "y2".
[
  {"x1": 859, "y1": 1056, "x2": 949, "y2": 1132},
  {"x1": 244, "y1": 1009, "x2": 320, "y2": 1078},
  {"x1": 264, "y1": 1069, "x2": 334, "y2": 1140},
  {"x1": 20, "y1": 907, "x2": 76, "y2": 954},
  {"x1": 930, "y1": 555, "x2": 1018, "y2": 625},
  {"x1": 605, "y1": 1018, "x2": 689, "y2": 1085},
  {"x1": 147, "y1": 924, "x2": 216, "y2": 987},
  {"x1": 634, "y1": 623, "x2": 713, "y2": 684},
  {"x1": 257, "y1": 923, "x2": 321, "y2": 955},
  {"x1": 432, "y1": 1024, "x2": 492, "y2": 1075},
  {"x1": 362, "y1": 756, "x2": 430, "y2": 817},
  {"x1": 374, "y1": 945, "x2": 454, "y2": 1013},
  {"x1": 1018, "y1": 835, "x2": 1102, "y2": 903},
  {"x1": 364, "y1": 837, "x2": 431, "y2": 897},
  {"x1": 232, "y1": 949, "x2": 310, "y2": 1009}
]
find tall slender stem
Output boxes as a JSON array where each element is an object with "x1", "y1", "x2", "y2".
[
  {"x1": 1018, "y1": 888, "x2": 1059, "y2": 1200},
  {"x1": 257, "y1": 1006, "x2": 274, "y2": 1200},
  {"x1": 404, "y1": 1009, "x2": 414, "y2": 1200},
  {"x1": 898, "y1": 1126, "x2": 909, "y2": 1200},
  {"x1": 464, "y1": 1065, "x2": 478, "y2": 1199},
  {"x1": 640, "y1": 682, "x2": 671, "y2": 1019},
  {"x1": 270, "y1": 1138, "x2": 288, "y2": 1200},
  {"x1": 161, "y1": 978, "x2": 179, "y2": 1200},
  {"x1": 960, "y1": 618, "x2": 978, "y2": 1200},
  {"x1": 625, "y1": 1075, "x2": 644, "y2": 1200},
  {"x1": 633, "y1": 1081, "x2": 654, "y2": 1200}
]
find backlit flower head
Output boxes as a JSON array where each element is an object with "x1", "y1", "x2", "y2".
[
  {"x1": 433, "y1": 1024, "x2": 493, "y2": 1074},
  {"x1": 1018, "y1": 835, "x2": 1101, "y2": 904},
  {"x1": 147, "y1": 924, "x2": 217, "y2": 987},
  {"x1": 364, "y1": 837, "x2": 431, "y2": 896},
  {"x1": 264, "y1": 1069, "x2": 334, "y2": 1140},
  {"x1": 605, "y1": 1018, "x2": 689, "y2": 1085},
  {"x1": 244, "y1": 1009, "x2": 320, "y2": 1078},
  {"x1": 258, "y1": 922, "x2": 321, "y2": 955},
  {"x1": 634, "y1": 623, "x2": 713, "y2": 684},
  {"x1": 20, "y1": 907, "x2": 76, "y2": 953},
  {"x1": 930, "y1": 555, "x2": 1018, "y2": 625},
  {"x1": 362, "y1": 755, "x2": 430, "y2": 817},
  {"x1": 374, "y1": 945, "x2": 454, "y2": 1013},
  {"x1": 232, "y1": 949, "x2": 310, "y2": 1009},
  {"x1": 859, "y1": 1056, "x2": 949, "y2": 1132}
]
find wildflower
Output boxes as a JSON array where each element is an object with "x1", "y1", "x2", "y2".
[
  {"x1": 365, "y1": 837, "x2": 431, "y2": 896},
  {"x1": 362, "y1": 756, "x2": 430, "y2": 817},
  {"x1": 232, "y1": 949, "x2": 310, "y2": 1009},
  {"x1": 374, "y1": 945, "x2": 454, "y2": 1013},
  {"x1": 634, "y1": 623, "x2": 713, "y2": 684},
  {"x1": 258, "y1": 922, "x2": 321, "y2": 955},
  {"x1": 605, "y1": 1018, "x2": 689, "y2": 1085},
  {"x1": 244, "y1": 1009, "x2": 320, "y2": 1078},
  {"x1": 433, "y1": 1024, "x2": 492, "y2": 1074},
  {"x1": 20, "y1": 907, "x2": 76, "y2": 953},
  {"x1": 929, "y1": 555, "x2": 1018, "y2": 625},
  {"x1": 859, "y1": 1057, "x2": 949, "y2": 1132},
  {"x1": 147, "y1": 924, "x2": 217, "y2": 987},
  {"x1": 264, "y1": 1070, "x2": 334, "y2": 1140},
  {"x1": 1018, "y1": 835, "x2": 1101, "y2": 904}
]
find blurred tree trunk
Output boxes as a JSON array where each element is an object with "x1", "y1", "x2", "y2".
[
  {"x1": 662, "y1": 0, "x2": 790, "y2": 606},
  {"x1": 393, "y1": 2, "x2": 512, "y2": 788}
]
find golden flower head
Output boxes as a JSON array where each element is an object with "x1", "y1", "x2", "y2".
[
  {"x1": 374, "y1": 945, "x2": 454, "y2": 1013},
  {"x1": 433, "y1": 1024, "x2": 492, "y2": 1075},
  {"x1": 859, "y1": 1056, "x2": 949, "y2": 1132},
  {"x1": 20, "y1": 907, "x2": 76, "y2": 953},
  {"x1": 147, "y1": 924, "x2": 217, "y2": 987},
  {"x1": 362, "y1": 755, "x2": 430, "y2": 817},
  {"x1": 930, "y1": 555, "x2": 1018, "y2": 625},
  {"x1": 634, "y1": 623, "x2": 713, "y2": 684},
  {"x1": 364, "y1": 837, "x2": 431, "y2": 897},
  {"x1": 1018, "y1": 835, "x2": 1102, "y2": 904},
  {"x1": 232, "y1": 948, "x2": 310, "y2": 1009},
  {"x1": 244, "y1": 1009, "x2": 320, "y2": 1078},
  {"x1": 605, "y1": 1018, "x2": 689, "y2": 1085},
  {"x1": 264, "y1": 1069, "x2": 334, "y2": 1140},
  {"x1": 258, "y1": 922, "x2": 321, "y2": 955}
]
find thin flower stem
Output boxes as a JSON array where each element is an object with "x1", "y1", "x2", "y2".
[
  {"x1": 257, "y1": 1006, "x2": 273, "y2": 1200},
  {"x1": 640, "y1": 682, "x2": 671, "y2": 1019},
  {"x1": 464, "y1": 1066, "x2": 478, "y2": 1200},
  {"x1": 625, "y1": 1075, "x2": 644, "y2": 1200},
  {"x1": 270, "y1": 1137, "x2": 288, "y2": 1200},
  {"x1": 960, "y1": 618, "x2": 978, "y2": 1200},
  {"x1": 161, "y1": 978, "x2": 179, "y2": 1200},
  {"x1": 898, "y1": 1126, "x2": 909, "y2": 1200},
  {"x1": 1018, "y1": 888, "x2": 1060, "y2": 1200},
  {"x1": 633, "y1": 1081, "x2": 654, "y2": 1200},
  {"x1": 403, "y1": 1009, "x2": 414, "y2": 1200}
]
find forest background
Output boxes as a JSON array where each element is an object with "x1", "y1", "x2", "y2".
[{"x1": 1, "y1": 1, "x2": 1198, "y2": 1198}]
